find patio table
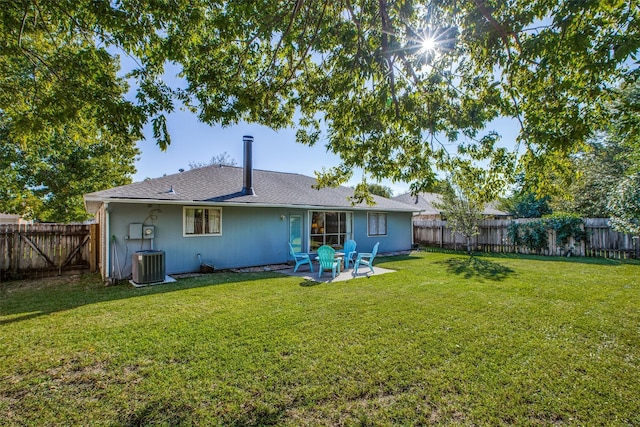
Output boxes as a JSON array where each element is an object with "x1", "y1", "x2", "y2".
[
  {"x1": 315, "y1": 253, "x2": 343, "y2": 273},
  {"x1": 334, "y1": 252, "x2": 346, "y2": 269}
]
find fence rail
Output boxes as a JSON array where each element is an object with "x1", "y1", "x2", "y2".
[
  {"x1": 413, "y1": 218, "x2": 640, "y2": 259},
  {"x1": 0, "y1": 223, "x2": 99, "y2": 281}
]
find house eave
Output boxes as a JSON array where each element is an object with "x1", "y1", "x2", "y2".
[{"x1": 83, "y1": 196, "x2": 418, "y2": 213}]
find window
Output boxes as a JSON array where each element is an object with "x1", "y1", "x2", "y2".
[
  {"x1": 184, "y1": 207, "x2": 221, "y2": 236},
  {"x1": 368, "y1": 213, "x2": 387, "y2": 236},
  {"x1": 310, "y1": 211, "x2": 352, "y2": 251}
]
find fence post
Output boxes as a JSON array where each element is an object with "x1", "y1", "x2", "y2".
[{"x1": 89, "y1": 223, "x2": 99, "y2": 272}]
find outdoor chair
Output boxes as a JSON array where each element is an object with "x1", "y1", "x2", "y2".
[
  {"x1": 317, "y1": 245, "x2": 341, "y2": 279},
  {"x1": 343, "y1": 239, "x2": 357, "y2": 269},
  {"x1": 289, "y1": 242, "x2": 313, "y2": 272},
  {"x1": 353, "y1": 242, "x2": 379, "y2": 274}
]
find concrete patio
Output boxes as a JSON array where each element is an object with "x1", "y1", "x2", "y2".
[{"x1": 276, "y1": 264, "x2": 395, "y2": 283}]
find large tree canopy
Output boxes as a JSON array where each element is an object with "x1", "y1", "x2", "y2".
[
  {"x1": 2, "y1": 0, "x2": 638, "y2": 219},
  {"x1": 1, "y1": 1, "x2": 147, "y2": 221}
]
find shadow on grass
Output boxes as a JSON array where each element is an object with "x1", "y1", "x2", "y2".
[
  {"x1": 377, "y1": 254, "x2": 422, "y2": 263},
  {"x1": 0, "y1": 270, "x2": 285, "y2": 326},
  {"x1": 421, "y1": 247, "x2": 640, "y2": 266},
  {"x1": 299, "y1": 279, "x2": 322, "y2": 287},
  {"x1": 438, "y1": 256, "x2": 515, "y2": 281}
]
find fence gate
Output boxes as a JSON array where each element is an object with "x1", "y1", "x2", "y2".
[{"x1": 0, "y1": 223, "x2": 99, "y2": 281}]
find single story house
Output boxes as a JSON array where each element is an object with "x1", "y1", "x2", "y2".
[
  {"x1": 84, "y1": 136, "x2": 417, "y2": 281},
  {"x1": 392, "y1": 192, "x2": 510, "y2": 220}
]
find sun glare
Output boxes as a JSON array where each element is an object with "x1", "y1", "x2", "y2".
[{"x1": 421, "y1": 37, "x2": 437, "y2": 53}]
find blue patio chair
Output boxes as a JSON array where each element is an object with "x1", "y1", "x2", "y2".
[
  {"x1": 343, "y1": 239, "x2": 357, "y2": 269},
  {"x1": 289, "y1": 242, "x2": 313, "y2": 272},
  {"x1": 317, "y1": 245, "x2": 341, "y2": 279},
  {"x1": 353, "y1": 242, "x2": 380, "y2": 274}
]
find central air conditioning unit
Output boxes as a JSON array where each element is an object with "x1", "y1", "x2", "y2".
[{"x1": 132, "y1": 250, "x2": 165, "y2": 284}]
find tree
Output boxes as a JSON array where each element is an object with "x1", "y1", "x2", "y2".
[
  {"x1": 0, "y1": 113, "x2": 139, "y2": 223},
  {"x1": 540, "y1": 78, "x2": 638, "y2": 218},
  {"x1": 2, "y1": 1, "x2": 638, "y2": 208},
  {"x1": 608, "y1": 173, "x2": 640, "y2": 235},
  {"x1": 550, "y1": 138, "x2": 631, "y2": 217},
  {"x1": 610, "y1": 79, "x2": 640, "y2": 172},
  {"x1": 431, "y1": 156, "x2": 506, "y2": 255},
  {"x1": 161, "y1": 1, "x2": 637, "y2": 196},
  {"x1": 433, "y1": 179, "x2": 485, "y2": 254},
  {"x1": 188, "y1": 152, "x2": 238, "y2": 169},
  {"x1": 1, "y1": 3, "x2": 145, "y2": 221},
  {"x1": 507, "y1": 192, "x2": 552, "y2": 219},
  {"x1": 499, "y1": 174, "x2": 551, "y2": 218},
  {"x1": 367, "y1": 183, "x2": 394, "y2": 198}
]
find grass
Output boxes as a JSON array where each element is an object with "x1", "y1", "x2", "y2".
[{"x1": 1, "y1": 252, "x2": 639, "y2": 426}]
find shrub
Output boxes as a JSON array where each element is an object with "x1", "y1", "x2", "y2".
[{"x1": 545, "y1": 213, "x2": 587, "y2": 245}]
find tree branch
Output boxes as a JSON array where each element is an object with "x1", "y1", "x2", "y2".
[{"x1": 378, "y1": 0, "x2": 400, "y2": 117}]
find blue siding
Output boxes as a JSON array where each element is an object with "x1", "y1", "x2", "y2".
[
  {"x1": 105, "y1": 202, "x2": 412, "y2": 277},
  {"x1": 352, "y1": 211, "x2": 413, "y2": 253}
]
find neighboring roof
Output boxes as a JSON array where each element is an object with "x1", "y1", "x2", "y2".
[
  {"x1": 0, "y1": 213, "x2": 32, "y2": 225},
  {"x1": 392, "y1": 192, "x2": 442, "y2": 216},
  {"x1": 392, "y1": 192, "x2": 510, "y2": 217},
  {"x1": 84, "y1": 166, "x2": 417, "y2": 214}
]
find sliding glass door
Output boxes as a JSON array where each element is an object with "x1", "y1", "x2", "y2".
[{"x1": 309, "y1": 211, "x2": 353, "y2": 252}]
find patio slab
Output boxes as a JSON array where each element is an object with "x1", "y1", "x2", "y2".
[{"x1": 276, "y1": 264, "x2": 395, "y2": 283}]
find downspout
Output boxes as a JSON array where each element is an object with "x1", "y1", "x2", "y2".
[{"x1": 105, "y1": 202, "x2": 111, "y2": 282}]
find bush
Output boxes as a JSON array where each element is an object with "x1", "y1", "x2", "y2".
[
  {"x1": 545, "y1": 213, "x2": 587, "y2": 245},
  {"x1": 508, "y1": 214, "x2": 586, "y2": 254},
  {"x1": 508, "y1": 220, "x2": 548, "y2": 253}
]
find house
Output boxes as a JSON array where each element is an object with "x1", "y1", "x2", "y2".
[
  {"x1": 392, "y1": 192, "x2": 510, "y2": 220},
  {"x1": 0, "y1": 213, "x2": 32, "y2": 225},
  {"x1": 84, "y1": 136, "x2": 417, "y2": 281}
]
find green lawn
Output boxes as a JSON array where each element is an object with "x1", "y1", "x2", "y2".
[{"x1": 1, "y1": 252, "x2": 639, "y2": 426}]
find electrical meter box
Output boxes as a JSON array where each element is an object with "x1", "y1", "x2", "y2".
[{"x1": 143, "y1": 225, "x2": 155, "y2": 239}]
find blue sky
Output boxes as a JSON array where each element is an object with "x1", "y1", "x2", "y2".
[
  {"x1": 133, "y1": 108, "x2": 521, "y2": 197},
  {"x1": 124, "y1": 53, "x2": 522, "y2": 197}
]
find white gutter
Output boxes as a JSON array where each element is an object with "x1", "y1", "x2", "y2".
[{"x1": 83, "y1": 196, "x2": 420, "y2": 213}]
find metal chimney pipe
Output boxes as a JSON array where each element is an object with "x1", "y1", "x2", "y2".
[{"x1": 242, "y1": 135, "x2": 256, "y2": 196}]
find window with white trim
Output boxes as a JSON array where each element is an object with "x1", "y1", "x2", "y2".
[
  {"x1": 184, "y1": 207, "x2": 221, "y2": 236},
  {"x1": 368, "y1": 212, "x2": 387, "y2": 236}
]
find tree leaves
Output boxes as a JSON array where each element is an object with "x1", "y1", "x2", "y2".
[
  {"x1": 2, "y1": 0, "x2": 638, "y2": 219},
  {"x1": 608, "y1": 173, "x2": 640, "y2": 235}
]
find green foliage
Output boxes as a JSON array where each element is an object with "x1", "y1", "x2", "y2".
[
  {"x1": 610, "y1": 79, "x2": 640, "y2": 172},
  {"x1": 0, "y1": 117, "x2": 138, "y2": 222},
  {"x1": 433, "y1": 179, "x2": 486, "y2": 253},
  {"x1": 550, "y1": 138, "x2": 632, "y2": 217},
  {"x1": 608, "y1": 173, "x2": 640, "y2": 235},
  {"x1": 545, "y1": 213, "x2": 587, "y2": 245},
  {"x1": 366, "y1": 183, "x2": 394, "y2": 198},
  {"x1": 506, "y1": 221, "x2": 522, "y2": 246},
  {"x1": 509, "y1": 220, "x2": 549, "y2": 254},
  {"x1": 508, "y1": 214, "x2": 587, "y2": 253},
  {"x1": 2, "y1": 0, "x2": 638, "y2": 208},
  {"x1": 0, "y1": 2, "x2": 144, "y2": 221},
  {"x1": 501, "y1": 189, "x2": 552, "y2": 218}
]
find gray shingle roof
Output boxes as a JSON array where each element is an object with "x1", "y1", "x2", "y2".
[
  {"x1": 84, "y1": 165, "x2": 417, "y2": 213},
  {"x1": 392, "y1": 192, "x2": 442, "y2": 215},
  {"x1": 392, "y1": 192, "x2": 510, "y2": 217}
]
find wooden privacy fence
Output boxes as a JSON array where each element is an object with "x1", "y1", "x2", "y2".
[
  {"x1": 414, "y1": 218, "x2": 640, "y2": 259},
  {"x1": 0, "y1": 223, "x2": 99, "y2": 280}
]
